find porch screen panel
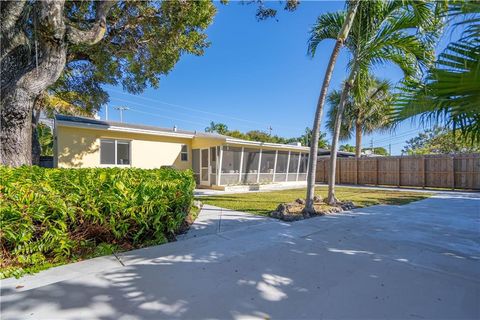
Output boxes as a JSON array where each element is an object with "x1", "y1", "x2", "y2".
[
  {"x1": 275, "y1": 151, "x2": 289, "y2": 181},
  {"x1": 260, "y1": 150, "x2": 275, "y2": 183},
  {"x1": 220, "y1": 146, "x2": 242, "y2": 185},
  {"x1": 288, "y1": 152, "x2": 299, "y2": 181},
  {"x1": 210, "y1": 147, "x2": 217, "y2": 184},
  {"x1": 201, "y1": 149, "x2": 209, "y2": 182},
  {"x1": 298, "y1": 153, "x2": 308, "y2": 181},
  {"x1": 242, "y1": 148, "x2": 260, "y2": 183}
]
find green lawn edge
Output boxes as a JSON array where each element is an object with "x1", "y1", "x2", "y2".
[{"x1": 199, "y1": 187, "x2": 433, "y2": 216}]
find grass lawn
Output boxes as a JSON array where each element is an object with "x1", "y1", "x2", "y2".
[{"x1": 200, "y1": 187, "x2": 432, "y2": 216}]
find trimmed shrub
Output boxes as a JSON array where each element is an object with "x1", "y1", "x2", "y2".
[{"x1": 0, "y1": 166, "x2": 195, "y2": 278}]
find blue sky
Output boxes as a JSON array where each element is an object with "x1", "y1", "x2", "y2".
[{"x1": 101, "y1": 1, "x2": 455, "y2": 155}]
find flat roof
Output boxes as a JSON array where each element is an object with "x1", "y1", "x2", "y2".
[{"x1": 55, "y1": 114, "x2": 313, "y2": 152}]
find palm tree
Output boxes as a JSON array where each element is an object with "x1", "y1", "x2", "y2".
[
  {"x1": 326, "y1": 77, "x2": 393, "y2": 158},
  {"x1": 205, "y1": 122, "x2": 229, "y2": 135},
  {"x1": 395, "y1": 1, "x2": 480, "y2": 143},
  {"x1": 308, "y1": 0, "x2": 442, "y2": 204},
  {"x1": 304, "y1": 0, "x2": 360, "y2": 213},
  {"x1": 340, "y1": 144, "x2": 355, "y2": 153}
]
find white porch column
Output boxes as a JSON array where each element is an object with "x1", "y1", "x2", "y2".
[
  {"x1": 285, "y1": 151, "x2": 291, "y2": 182},
  {"x1": 273, "y1": 150, "x2": 278, "y2": 182},
  {"x1": 257, "y1": 149, "x2": 262, "y2": 183},
  {"x1": 217, "y1": 146, "x2": 223, "y2": 186},
  {"x1": 296, "y1": 152, "x2": 301, "y2": 181},
  {"x1": 238, "y1": 147, "x2": 244, "y2": 183}
]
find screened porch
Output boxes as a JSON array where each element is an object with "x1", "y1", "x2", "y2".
[{"x1": 192, "y1": 145, "x2": 309, "y2": 187}]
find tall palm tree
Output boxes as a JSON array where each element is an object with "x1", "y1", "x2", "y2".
[
  {"x1": 326, "y1": 77, "x2": 393, "y2": 158},
  {"x1": 308, "y1": 0, "x2": 442, "y2": 204},
  {"x1": 395, "y1": 1, "x2": 480, "y2": 143},
  {"x1": 304, "y1": 0, "x2": 360, "y2": 213}
]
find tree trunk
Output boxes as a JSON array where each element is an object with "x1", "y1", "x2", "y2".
[
  {"x1": 305, "y1": 0, "x2": 359, "y2": 212},
  {"x1": 355, "y1": 122, "x2": 362, "y2": 158},
  {"x1": 327, "y1": 68, "x2": 357, "y2": 205},
  {"x1": 1, "y1": 90, "x2": 35, "y2": 166}
]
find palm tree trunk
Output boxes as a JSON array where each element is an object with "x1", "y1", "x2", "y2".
[
  {"x1": 355, "y1": 122, "x2": 362, "y2": 158},
  {"x1": 327, "y1": 68, "x2": 357, "y2": 205},
  {"x1": 305, "y1": 0, "x2": 359, "y2": 212}
]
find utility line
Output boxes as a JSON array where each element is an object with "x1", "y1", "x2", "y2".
[
  {"x1": 108, "y1": 88, "x2": 289, "y2": 128},
  {"x1": 127, "y1": 108, "x2": 211, "y2": 128},
  {"x1": 109, "y1": 96, "x2": 261, "y2": 131}
]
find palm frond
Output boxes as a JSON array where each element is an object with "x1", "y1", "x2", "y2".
[{"x1": 307, "y1": 11, "x2": 346, "y2": 57}]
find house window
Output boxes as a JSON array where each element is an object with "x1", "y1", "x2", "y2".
[
  {"x1": 100, "y1": 139, "x2": 130, "y2": 165},
  {"x1": 181, "y1": 145, "x2": 188, "y2": 161}
]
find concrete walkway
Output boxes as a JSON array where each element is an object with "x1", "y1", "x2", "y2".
[
  {"x1": 1, "y1": 192, "x2": 479, "y2": 319},
  {"x1": 177, "y1": 205, "x2": 272, "y2": 240}
]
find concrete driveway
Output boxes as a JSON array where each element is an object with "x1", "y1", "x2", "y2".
[{"x1": 1, "y1": 192, "x2": 479, "y2": 319}]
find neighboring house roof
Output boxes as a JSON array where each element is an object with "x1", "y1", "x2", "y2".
[
  {"x1": 55, "y1": 114, "x2": 312, "y2": 152},
  {"x1": 317, "y1": 150, "x2": 356, "y2": 158}
]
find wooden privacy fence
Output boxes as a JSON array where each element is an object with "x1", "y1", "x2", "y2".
[{"x1": 316, "y1": 154, "x2": 480, "y2": 190}]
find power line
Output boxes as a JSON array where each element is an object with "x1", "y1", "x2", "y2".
[
  {"x1": 109, "y1": 96, "x2": 258, "y2": 131},
  {"x1": 127, "y1": 108, "x2": 211, "y2": 128},
  {"x1": 372, "y1": 128, "x2": 422, "y2": 144},
  {"x1": 109, "y1": 88, "x2": 289, "y2": 128}
]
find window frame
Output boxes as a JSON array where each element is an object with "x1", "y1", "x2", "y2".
[
  {"x1": 99, "y1": 138, "x2": 131, "y2": 166},
  {"x1": 180, "y1": 144, "x2": 188, "y2": 162}
]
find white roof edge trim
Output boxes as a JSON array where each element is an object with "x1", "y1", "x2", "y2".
[
  {"x1": 225, "y1": 138, "x2": 310, "y2": 151},
  {"x1": 56, "y1": 120, "x2": 195, "y2": 139}
]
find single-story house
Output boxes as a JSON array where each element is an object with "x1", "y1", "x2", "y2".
[{"x1": 54, "y1": 115, "x2": 314, "y2": 190}]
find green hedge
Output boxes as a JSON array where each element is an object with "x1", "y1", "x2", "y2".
[{"x1": 0, "y1": 166, "x2": 195, "y2": 278}]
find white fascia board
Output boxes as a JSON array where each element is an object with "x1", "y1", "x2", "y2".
[
  {"x1": 56, "y1": 120, "x2": 195, "y2": 139},
  {"x1": 224, "y1": 138, "x2": 310, "y2": 152}
]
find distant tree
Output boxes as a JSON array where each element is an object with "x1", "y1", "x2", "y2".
[
  {"x1": 204, "y1": 122, "x2": 327, "y2": 147},
  {"x1": 402, "y1": 127, "x2": 480, "y2": 155},
  {"x1": 297, "y1": 127, "x2": 329, "y2": 149},
  {"x1": 362, "y1": 147, "x2": 389, "y2": 156},
  {"x1": 340, "y1": 144, "x2": 355, "y2": 153},
  {"x1": 37, "y1": 123, "x2": 53, "y2": 156},
  {"x1": 205, "y1": 122, "x2": 229, "y2": 135},
  {"x1": 326, "y1": 77, "x2": 394, "y2": 158}
]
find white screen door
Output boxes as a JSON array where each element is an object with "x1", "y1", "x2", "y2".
[{"x1": 200, "y1": 148, "x2": 210, "y2": 185}]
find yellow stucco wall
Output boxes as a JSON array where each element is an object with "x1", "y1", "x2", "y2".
[
  {"x1": 191, "y1": 136, "x2": 224, "y2": 149},
  {"x1": 56, "y1": 126, "x2": 192, "y2": 169}
]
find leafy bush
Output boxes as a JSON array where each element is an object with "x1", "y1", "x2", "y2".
[{"x1": 0, "y1": 166, "x2": 195, "y2": 278}]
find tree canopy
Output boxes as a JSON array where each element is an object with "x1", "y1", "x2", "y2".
[
  {"x1": 204, "y1": 122, "x2": 329, "y2": 148},
  {"x1": 402, "y1": 127, "x2": 480, "y2": 155}
]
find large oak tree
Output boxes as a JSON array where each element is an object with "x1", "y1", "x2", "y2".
[{"x1": 1, "y1": 0, "x2": 216, "y2": 166}]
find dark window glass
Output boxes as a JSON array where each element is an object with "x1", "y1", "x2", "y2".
[
  {"x1": 117, "y1": 141, "x2": 130, "y2": 165},
  {"x1": 100, "y1": 139, "x2": 115, "y2": 164},
  {"x1": 181, "y1": 145, "x2": 188, "y2": 161}
]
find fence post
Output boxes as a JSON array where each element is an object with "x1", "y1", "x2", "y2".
[
  {"x1": 355, "y1": 158, "x2": 358, "y2": 185},
  {"x1": 397, "y1": 157, "x2": 401, "y2": 187},
  {"x1": 451, "y1": 156, "x2": 455, "y2": 190},
  {"x1": 422, "y1": 156, "x2": 427, "y2": 189},
  {"x1": 375, "y1": 158, "x2": 379, "y2": 186},
  {"x1": 338, "y1": 158, "x2": 341, "y2": 184}
]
